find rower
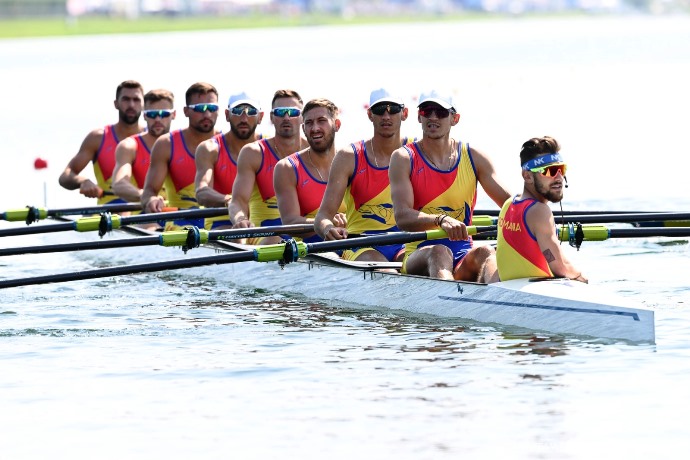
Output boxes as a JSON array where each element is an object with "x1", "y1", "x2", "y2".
[
  {"x1": 273, "y1": 98, "x2": 345, "y2": 243},
  {"x1": 314, "y1": 88, "x2": 415, "y2": 265},
  {"x1": 194, "y1": 92, "x2": 265, "y2": 230},
  {"x1": 227, "y1": 89, "x2": 310, "y2": 245},
  {"x1": 485, "y1": 136, "x2": 588, "y2": 284},
  {"x1": 140, "y1": 82, "x2": 220, "y2": 231},
  {"x1": 389, "y1": 90, "x2": 511, "y2": 281},
  {"x1": 59, "y1": 80, "x2": 145, "y2": 204}
]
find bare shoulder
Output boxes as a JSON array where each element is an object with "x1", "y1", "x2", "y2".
[
  {"x1": 197, "y1": 136, "x2": 219, "y2": 155},
  {"x1": 117, "y1": 135, "x2": 138, "y2": 150},
  {"x1": 81, "y1": 126, "x2": 106, "y2": 149},
  {"x1": 238, "y1": 139, "x2": 262, "y2": 157},
  {"x1": 525, "y1": 201, "x2": 555, "y2": 223},
  {"x1": 467, "y1": 144, "x2": 493, "y2": 162},
  {"x1": 391, "y1": 144, "x2": 411, "y2": 161}
]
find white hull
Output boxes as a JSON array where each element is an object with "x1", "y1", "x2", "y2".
[
  {"x1": 206, "y1": 244, "x2": 655, "y2": 343},
  {"x1": 6, "y1": 222, "x2": 655, "y2": 343}
]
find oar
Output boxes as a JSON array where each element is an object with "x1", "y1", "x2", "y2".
[
  {"x1": 0, "y1": 227, "x2": 484, "y2": 289},
  {"x1": 0, "y1": 207, "x2": 228, "y2": 238},
  {"x1": 474, "y1": 224, "x2": 690, "y2": 248},
  {"x1": 0, "y1": 224, "x2": 315, "y2": 257},
  {"x1": 473, "y1": 212, "x2": 690, "y2": 227},
  {"x1": 1, "y1": 203, "x2": 146, "y2": 224},
  {"x1": 474, "y1": 209, "x2": 660, "y2": 216}
]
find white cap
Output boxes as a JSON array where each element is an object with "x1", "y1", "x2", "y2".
[
  {"x1": 417, "y1": 90, "x2": 455, "y2": 110},
  {"x1": 228, "y1": 92, "x2": 261, "y2": 110},
  {"x1": 369, "y1": 88, "x2": 404, "y2": 107}
]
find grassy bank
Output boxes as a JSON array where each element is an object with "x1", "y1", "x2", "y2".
[{"x1": 0, "y1": 12, "x2": 500, "y2": 39}]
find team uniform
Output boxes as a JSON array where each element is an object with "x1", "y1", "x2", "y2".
[
  {"x1": 204, "y1": 132, "x2": 264, "y2": 230},
  {"x1": 401, "y1": 140, "x2": 478, "y2": 274},
  {"x1": 93, "y1": 124, "x2": 127, "y2": 205},
  {"x1": 162, "y1": 129, "x2": 203, "y2": 231},
  {"x1": 204, "y1": 133, "x2": 238, "y2": 230},
  {"x1": 284, "y1": 153, "x2": 345, "y2": 244},
  {"x1": 130, "y1": 134, "x2": 152, "y2": 189},
  {"x1": 248, "y1": 139, "x2": 283, "y2": 228},
  {"x1": 495, "y1": 196, "x2": 554, "y2": 281},
  {"x1": 341, "y1": 140, "x2": 406, "y2": 262}
]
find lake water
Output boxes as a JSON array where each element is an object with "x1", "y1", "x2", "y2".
[{"x1": 1, "y1": 15, "x2": 690, "y2": 459}]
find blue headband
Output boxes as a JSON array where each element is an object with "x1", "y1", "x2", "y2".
[{"x1": 521, "y1": 153, "x2": 565, "y2": 171}]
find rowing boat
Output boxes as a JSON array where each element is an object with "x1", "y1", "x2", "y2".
[
  {"x1": 205, "y1": 239, "x2": 655, "y2": 343},
  {"x1": 0, "y1": 216, "x2": 657, "y2": 343}
]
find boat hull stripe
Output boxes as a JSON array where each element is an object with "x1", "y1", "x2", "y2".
[{"x1": 438, "y1": 296, "x2": 641, "y2": 321}]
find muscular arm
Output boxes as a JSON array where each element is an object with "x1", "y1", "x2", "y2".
[
  {"x1": 112, "y1": 137, "x2": 142, "y2": 202},
  {"x1": 390, "y1": 148, "x2": 429, "y2": 231},
  {"x1": 194, "y1": 139, "x2": 228, "y2": 207},
  {"x1": 527, "y1": 204, "x2": 587, "y2": 282},
  {"x1": 228, "y1": 143, "x2": 261, "y2": 228},
  {"x1": 274, "y1": 157, "x2": 307, "y2": 229},
  {"x1": 141, "y1": 135, "x2": 171, "y2": 213},
  {"x1": 471, "y1": 146, "x2": 511, "y2": 207},
  {"x1": 58, "y1": 129, "x2": 103, "y2": 197},
  {"x1": 314, "y1": 147, "x2": 354, "y2": 240},
  {"x1": 390, "y1": 148, "x2": 468, "y2": 240}
]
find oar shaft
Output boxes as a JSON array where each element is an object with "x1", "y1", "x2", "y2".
[
  {"x1": 119, "y1": 207, "x2": 227, "y2": 225},
  {"x1": 0, "y1": 207, "x2": 230, "y2": 238},
  {"x1": 209, "y1": 223, "x2": 315, "y2": 241},
  {"x1": 0, "y1": 250, "x2": 258, "y2": 289},
  {"x1": 474, "y1": 209, "x2": 663, "y2": 217},
  {"x1": 553, "y1": 212, "x2": 690, "y2": 225},
  {"x1": 0, "y1": 224, "x2": 317, "y2": 257},
  {"x1": 0, "y1": 234, "x2": 161, "y2": 256},
  {"x1": 0, "y1": 221, "x2": 73, "y2": 237},
  {"x1": 608, "y1": 227, "x2": 690, "y2": 238}
]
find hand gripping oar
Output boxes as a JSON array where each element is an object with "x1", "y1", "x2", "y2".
[
  {"x1": 0, "y1": 227, "x2": 489, "y2": 289},
  {"x1": 1, "y1": 203, "x2": 145, "y2": 224},
  {"x1": 0, "y1": 224, "x2": 316, "y2": 257},
  {"x1": 0, "y1": 207, "x2": 228, "y2": 238}
]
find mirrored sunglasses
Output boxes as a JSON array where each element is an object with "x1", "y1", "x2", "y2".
[
  {"x1": 230, "y1": 106, "x2": 259, "y2": 117},
  {"x1": 418, "y1": 105, "x2": 453, "y2": 119},
  {"x1": 187, "y1": 103, "x2": 219, "y2": 113},
  {"x1": 370, "y1": 104, "x2": 404, "y2": 116},
  {"x1": 143, "y1": 109, "x2": 173, "y2": 119},
  {"x1": 272, "y1": 107, "x2": 302, "y2": 118},
  {"x1": 531, "y1": 163, "x2": 567, "y2": 177}
]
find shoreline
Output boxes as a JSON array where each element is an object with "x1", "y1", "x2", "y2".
[{"x1": 0, "y1": 11, "x2": 616, "y2": 40}]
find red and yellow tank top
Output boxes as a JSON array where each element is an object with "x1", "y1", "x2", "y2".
[
  {"x1": 131, "y1": 134, "x2": 151, "y2": 188},
  {"x1": 345, "y1": 140, "x2": 397, "y2": 234},
  {"x1": 163, "y1": 129, "x2": 198, "y2": 210},
  {"x1": 249, "y1": 139, "x2": 282, "y2": 227},
  {"x1": 92, "y1": 124, "x2": 123, "y2": 205},
  {"x1": 403, "y1": 140, "x2": 477, "y2": 257},
  {"x1": 496, "y1": 196, "x2": 554, "y2": 281},
  {"x1": 204, "y1": 133, "x2": 239, "y2": 230},
  {"x1": 212, "y1": 133, "x2": 238, "y2": 196},
  {"x1": 286, "y1": 152, "x2": 326, "y2": 220}
]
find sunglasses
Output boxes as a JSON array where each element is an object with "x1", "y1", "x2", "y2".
[
  {"x1": 230, "y1": 106, "x2": 259, "y2": 117},
  {"x1": 531, "y1": 163, "x2": 567, "y2": 177},
  {"x1": 187, "y1": 103, "x2": 219, "y2": 113},
  {"x1": 272, "y1": 107, "x2": 302, "y2": 118},
  {"x1": 143, "y1": 109, "x2": 173, "y2": 119},
  {"x1": 418, "y1": 106, "x2": 453, "y2": 119},
  {"x1": 370, "y1": 104, "x2": 404, "y2": 116}
]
